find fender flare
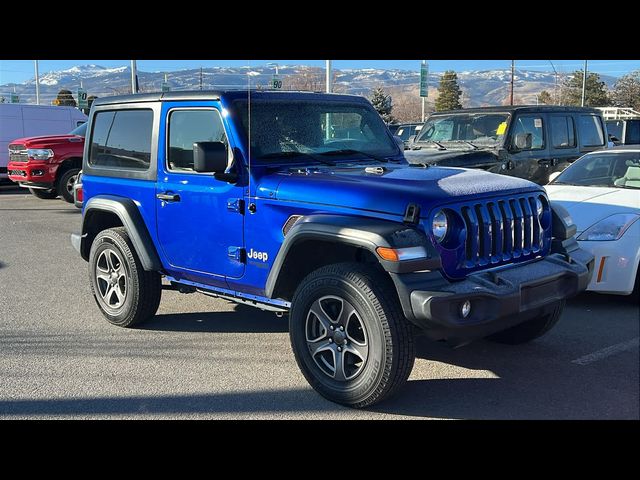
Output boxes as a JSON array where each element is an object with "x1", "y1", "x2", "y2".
[
  {"x1": 81, "y1": 195, "x2": 162, "y2": 271},
  {"x1": 264, "y1": 214, "x2": 441, "y2": 298}
]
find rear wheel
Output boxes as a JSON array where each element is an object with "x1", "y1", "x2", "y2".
[
  {"x1": 58, "y1": 168, "x2": 80, "y2": 203},
  {"x1": 89, "y1": 227, "x2": 162, "y2": 328},
  {"x1": 289, "y1": 263, "x2": 415, "y2": 408},
  {"x1": 485, "y1": 301, "x2": 565, "y2": 345},
  {"x1": 29, "y1": 188, "x2": 58, "y2": 199}
]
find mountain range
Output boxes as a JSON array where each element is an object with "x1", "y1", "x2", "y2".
[{"x1": 0, "y1": 64, "x2": 617, "y2": 108}]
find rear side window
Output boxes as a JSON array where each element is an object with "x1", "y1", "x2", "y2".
[
  {"x1": 627, "y1": 120, "x2": 640, "y2": 144},
  {"x1": 89, "y1": 109, "x2": 153, "y2": 170},
  {"x1": 579, "y1": 115, "x2": 605, "y2": 147},
  {"x1": 606, "y1": 120, "x2": 624, "y2": 142},
  {"x1": 550, "y1": 116, "x2": 576, "y2": 148}
]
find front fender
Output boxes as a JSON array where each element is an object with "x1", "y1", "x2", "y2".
[{"x1": 264, "y1": 214, "x2": 441, "y2": 298}]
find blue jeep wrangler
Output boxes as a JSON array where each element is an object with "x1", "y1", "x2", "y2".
[{"x1": 72, "y1": 90, "x2": 594, "y2": 408}]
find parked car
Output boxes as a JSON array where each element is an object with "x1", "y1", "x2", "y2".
[
  {"x1": 393, "y1": 123, "x2": 423, "y2": 149},
  {"x1": 72, "y1": 90, "x2": 593, "y2": 408},
  {"x1": 0, "y1": 103, "x2": 86, "y2": 181},
  {"x1": 387, "y1": 123, "x2": 400, "y2": 136},
  {"x1": 7, "y1": 122, "x2": 86, "y2": 202},
  {"x1": 405, "y1": 106, "x2": 608, "y2": 185},
  {"x1": 545, "y1": 146, "x2": 640, "y2": 298},
  {"x1": 606, "y1": 119, "x2": 640, "y2": 146}
]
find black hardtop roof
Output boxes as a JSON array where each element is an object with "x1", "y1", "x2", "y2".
[
  {"x1": 430, "y1": 105, "x2": 603, "y2": 115},
  {"x1": 92, "y1": 89, "x2": 367, "y2": 107}
]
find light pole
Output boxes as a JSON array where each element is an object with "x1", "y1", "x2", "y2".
[
  {"x1": 34, "y1": 60, "x2": 40, "y2": 105},
  {"x1": 266, "y1": 62, "x2": 279, "y2": 76},
  {"x1": 326, "y1": 60, "x2": 332, "y2": 93},
  {"x1": 510, "y1": 60, "x2": 515, "y2": 106},
  {"x1": 548, "y1": 60, "x2": 559, "y2": 105},
  {"x1": 581, "y1": 60, "x2": 588, "y2": 107},
  {"x1": 130, "y1": 60, "x2": 138, "y2": 94}
]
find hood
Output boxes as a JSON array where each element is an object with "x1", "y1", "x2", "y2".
[
  {"x1": 10, "y1": 134, "x2": 84, "y2": 148},
  {"x1": 405, "y1": 148, "x2": 499, "y2": 168},
  {"x1": 545, "y1": 185, "x2": 640, "y2": 232},
  {"x1": 258, "y1": 164, "x2": 540, "y2": 217}
]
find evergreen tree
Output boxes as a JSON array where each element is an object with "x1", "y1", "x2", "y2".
[
  {"x1": 612, "y1": 71, "x2": 640, "y2": 110},
  {"x1": 561, "y1": 70, "x2": 610, "y2": 107},
  {"x1": 370, "y1": 87, "x2": 395, "y2": 123},
  {"x1": 538, "y1": 90, "x2": 554, "y2": 105},
  {"x1": 55, "y1": 89, "x2": 77, "y2": 107},
  {"x1": 435, "y1": 71, "x2": 462, "y2": 111}
]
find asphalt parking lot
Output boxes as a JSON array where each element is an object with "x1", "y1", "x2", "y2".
[{"x1": 0, "y1": 184, "x2": 638, "y2": 419}]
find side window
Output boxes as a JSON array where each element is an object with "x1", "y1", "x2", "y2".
[
  {"x1": 627, "y1": 120, "x2": 640, "y2": 144},
  {"x1": 89, "y1": 109, "x2": 153, "y2": 170},
  {"x1": 606, "y1": 120, "x2": 624, "y2": 142},
  {"x1": 511, "y1": 116, "x2": 545, "y2": 150},
  {"x1": 550, "y1": 116, "x2": 576, "y2": 148},
  {"x1": 579, "y1": 115, "x2": 605, "y2": 147},
  {"x1": 168, "y1": 109, "x2": 228, "y2": 172}
]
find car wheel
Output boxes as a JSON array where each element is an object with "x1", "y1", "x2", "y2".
[
  {"x1": 89, "y1": 227, "x2": 162, "y2": 328},
  {"x1": 28, "y1": 188, "x2": 58, "y2": 199},
  {"x1": 58, "y1": 168, "x2": 80, "y2": 203},
  {"x1": 289, "y1": 262, "x2": 415, "y2": 408},
  {"x1": 485, "y1": 301, "x2": 565, "y2": 345}
]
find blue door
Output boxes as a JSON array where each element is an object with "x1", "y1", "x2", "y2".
[{"x1": 156, "y1": 102, "x2": 245, "y2": 283}]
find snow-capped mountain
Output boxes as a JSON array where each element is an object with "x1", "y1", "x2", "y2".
[{"x1": 0, "y1": 64, "x2": 617, "y2": 107}]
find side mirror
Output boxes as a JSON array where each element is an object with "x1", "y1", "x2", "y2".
[
  {"x1": 193, "y1": 141, "x2": 227, "y2": 173},
  {"x1": 514, "y1": 133, "x2": 532, "y2": 150},
  {"x1": 393, "y1": 135, "x2": 405, "y2": 150},
  {"x1": 548, "y1": 171, "x2": 561, "y2": 183}
]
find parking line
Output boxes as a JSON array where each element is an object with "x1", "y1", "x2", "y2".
[{"x1": 571, "y1": 337, "x2": 640, "y2": 366}]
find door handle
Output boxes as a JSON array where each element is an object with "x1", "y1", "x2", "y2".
[
  {"x1": 538, "y1": 159, "x2": 558, "y2": 167},
  {"x1": 156, "y1": 192, "x2": 181, "y2": 202}
]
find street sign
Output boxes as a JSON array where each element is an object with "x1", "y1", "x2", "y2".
[
  {"x1": 420, "y1": 63, "x2": 429, "y2": 98},
  {"x1": 77, "y1": 88, "x2": 88, "y2": 109},
  {"x1": 161, "y1": 82, "x2": 170, "y2": 92},
  {"x1": 10, "y1": 92, "x2": 19, "y2": 103},
  {"x1": 271, "y1": 75, "x2": 283, "y2": 90}
]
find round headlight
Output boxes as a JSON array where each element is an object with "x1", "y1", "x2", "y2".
[
  {"x1": 536, "y1": 197, "x2": 544, "y2": 216},
  {"x1": 432, "y1": 210, "x2": 448, "y2": 243}
]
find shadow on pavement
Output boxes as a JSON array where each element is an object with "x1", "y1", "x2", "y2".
[
  {"x1": 0, "y1": 185, "x2": 24, "y2": 195},
  {"x1": 141, "y1": 304, "x2": 288, "y2": 333},
  {"x1": 0, "y1": 388, "x2": 339, "y2": 417}
]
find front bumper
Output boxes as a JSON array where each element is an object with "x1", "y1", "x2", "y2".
[
  {"x1": 392, "y1": 248, "x2": 594, "y2": 344},
  {"x1": 7, "y1": 161, "x2": 56, "y2": 186}
]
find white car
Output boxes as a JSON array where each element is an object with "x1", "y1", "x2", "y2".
[{"x1": 545, "y1": 146, "x2": 640, "y2": 297}]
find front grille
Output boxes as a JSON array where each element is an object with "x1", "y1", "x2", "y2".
[
  {"x1": 8, "y1": 145, "x2": 28, "y2": 163},
  {"x1": 432, "y1": 193, "x2": 551, "y2": 279},
  {"x1": 9, "y1": 169, "x2": 26, "y2": 177}
]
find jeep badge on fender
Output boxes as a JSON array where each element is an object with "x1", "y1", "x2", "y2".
[{"x1": 71, "y1": 90, "x2": 594, "y2": 408}]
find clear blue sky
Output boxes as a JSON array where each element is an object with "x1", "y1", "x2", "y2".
[{"x1": 1, "y1": 59, "x2": 639, "y2": 84}]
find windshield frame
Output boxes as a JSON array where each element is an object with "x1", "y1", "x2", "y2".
[
  {"x1": 414, "y1": 111, "x2": 512, "y2": 148},
  {"x1": 231, "y1": 98, "x2": 404, "y2": 166}
]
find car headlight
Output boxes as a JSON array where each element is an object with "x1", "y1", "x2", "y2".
[
  {"x1": 432, "y1": 210, "x2": 448, "y2": 243},
  {"x1": 576, "y1": 213, "x2": 640, "y2": 241},
  {"x1": 27, "y1": 149, "x2": 54, "y2": 161}
]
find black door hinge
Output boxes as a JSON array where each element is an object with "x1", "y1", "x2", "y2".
[{"x1": 227, "y1": 198, "x2": 245, "y2": 214}]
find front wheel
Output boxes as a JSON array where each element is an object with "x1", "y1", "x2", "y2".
[
  {"x1": 289, "y1": 263, "x2": 415, "y2": 408},
  {"x1": 29, "y1": 188, "x2": 58, "y2": 199},
  {"x1": 58, "y1": 168, "x2": 80, "y2": 203},
  {"x1": 485, "y1": 301, "x2": 565, "y2": 345},
  {"x1": 88, "y1": 227, "x2": 162, "y2": 328}
]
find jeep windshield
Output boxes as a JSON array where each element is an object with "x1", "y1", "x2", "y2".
[
  {"x1": 234, "y1": 99, "x2": 401, "y2": 163},
  {"x1": 413, "y1": 113, "x2": 510, "y2": 150}
]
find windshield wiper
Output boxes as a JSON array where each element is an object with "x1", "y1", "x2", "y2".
[
  {"x1": 256, "y1": 151, "x2": 335, "y2": 166},
  {"x1": 462, "y1": 141, "x2": 479, "y2": 150},
  {"x1": 319, "y1": 149, "x2": 393, "y2": 163},
  {"x1": 412, "y1": 140, "x2": 446, "y2": 151}
]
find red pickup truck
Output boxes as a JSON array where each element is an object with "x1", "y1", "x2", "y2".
[{"x1": 7, "y1": 123, "x2": 85, "y2": 203}]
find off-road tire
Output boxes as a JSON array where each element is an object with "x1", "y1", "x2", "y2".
[
  {"x1": 486, "y1": 300, "x2": 565, "y2": 345},
  {"x1": 88, "y1": 227, "x2": 161, "y2": 328},
  {"x1": 290, "y1": 262, "x2": 415, "y2": 408}
]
